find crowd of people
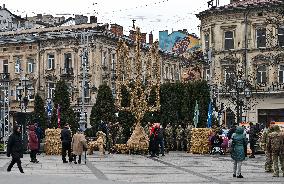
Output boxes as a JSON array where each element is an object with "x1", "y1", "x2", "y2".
[{"x1": 5, "y1": 120, "x2": 284, "y2": 179}]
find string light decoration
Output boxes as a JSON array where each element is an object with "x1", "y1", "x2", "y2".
[{"x1": 115, "y1": 27, "x2": 161, "y2": 153}]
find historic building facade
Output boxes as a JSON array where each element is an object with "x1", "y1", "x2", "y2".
[
  {"x1": 0, "y1": 23, "x2": 182, "y2": 126},
  {"x1": 197, "y1": 0, "x2": 284, "y2": 126}
]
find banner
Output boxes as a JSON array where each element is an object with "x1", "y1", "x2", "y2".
[
  {"x1": 57, "y1": 104, "x2": 61, "y2": 128},
  {"x1": 193, "y1": 100, "x2": 199, "y2": 128},
  {"x1": 207, "y1": 101, "x2": 212, "y2": 128}
]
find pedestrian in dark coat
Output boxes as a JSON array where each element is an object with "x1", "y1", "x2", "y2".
[
  {"x1": 61, "y1": 124, "x2": 72, "y2": 163},
  {"x1": 7, "y1": 125, "x2": 24, "y2": 173},
  {"x1": 28, "y1": 125, "x2": 39, "y2": 163},
  {"x1": 157, "y1": 125, "x2": 165, "y2": 156},
  {"x1": 149, "y1": 126, "x2": 159, "y2": 157},
  {"x1": 34, "y1": 123, "x2": 43, "y2": 153}
]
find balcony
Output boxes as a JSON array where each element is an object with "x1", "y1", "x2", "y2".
[{"x1": 60, "y1": 67, "x2": 74, "y2": 79}]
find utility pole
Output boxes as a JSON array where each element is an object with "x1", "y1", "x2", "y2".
[
  {"x1": 79, "y1": 32, "x2": 88, "y2": 131},
  {"x1": 244, "y1": 11, "x2": 249, "y2": 80}
]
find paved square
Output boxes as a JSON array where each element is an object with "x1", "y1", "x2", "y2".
[{"x1": 0, "y1": 152, "x2": 284, "y2": 184}]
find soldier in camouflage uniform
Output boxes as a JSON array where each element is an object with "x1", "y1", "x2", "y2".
[
  {"x1": 261, "y1": 125, "x2": 273, "y2": 172},
  {"x1": 184, "y1": 125, "x2": 193, "y2": 152},
  {"x1": 164, "y1": 123, "x2": 173, "y2": 152},
  {"x1": 267, "y1": 125, "x2": 284, "y2": 177},
  {"x1": 175, "y1": 125, "x2": 185, "y2": 151}
]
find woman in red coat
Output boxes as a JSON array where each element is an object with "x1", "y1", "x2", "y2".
[{"x1": 28, "y1": 125, "x2": 39, "y2": 163}]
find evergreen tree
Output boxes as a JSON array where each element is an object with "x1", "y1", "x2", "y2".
[
  {"x1": 51, "y1": 80, "x2": 77, "y2": 132},
  {"x1": 33, "y1": 93, "x2": 48, "y2": 130},
  {"x1": 90, "y1": 84, "x2": 116, "y2": 131}
]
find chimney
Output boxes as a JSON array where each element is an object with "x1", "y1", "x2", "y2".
[
  {"x1": 90, "y1": 16, "x2": 97, "y2": 24},
  {"x1": 3, "y1": 4, "x2": 5, "y2": 9},
  {"x1": 149, "y1": 31, "x2": 153, "y2": 44},
  {"x1": 141, "y1": 33, "x2": 147, "y2": 43},
  {"x1": 110, "y1": 24, "x2": 123, "y2": 37}
]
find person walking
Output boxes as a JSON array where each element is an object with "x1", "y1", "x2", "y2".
[
  {"x1": 7, "y1": 125, "x2": 24, "y2": 173},
  {"x1": 72, "y1": 129, "x2": 87, "y2": 164},
  {"x1": 34, "y1": 123, "x2": 43, "y2": 154},
  {"x1": 149, "y1": 126, "x2": 159, "y2": 157},
  {"x1": 231, "y1": 126, "x2": 247, "y2": 178},
  {"x1": 267, "y1": 125, "x2": 284, "y2": 177},
  {"x1": 28, "y1": 125, "x2": 39, "y2": 163},
  {"x1": 61, "y1": 124, "x2": 72, "y2": 163},
  {"x1": 248, "y1": 122, "x2": 258, "y2": 158},
  {"x1": 157, "y1": 125, "x2": 165, "y2": 156}
]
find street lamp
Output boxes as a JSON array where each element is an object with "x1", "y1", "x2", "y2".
[{"x1": 229, "y1": 78, "x2": 251, "y2": 125}]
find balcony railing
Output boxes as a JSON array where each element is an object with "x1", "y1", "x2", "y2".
[{"x1": 60, "y1": 68, "x2": 74, "y2": 78}]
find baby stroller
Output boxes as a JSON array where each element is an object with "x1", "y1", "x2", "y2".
[{"x1": 210, "y1": 134, "x2": 224, "y2": 155}]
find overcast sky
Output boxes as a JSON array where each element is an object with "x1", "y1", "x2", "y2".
[{"x1": 2, "y1": 0, "x2": 230, "y2": 39}]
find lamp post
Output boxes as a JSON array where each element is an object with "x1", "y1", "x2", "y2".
[{"x1": 229, "y1": 78, "x2": 252, "y2": 125}]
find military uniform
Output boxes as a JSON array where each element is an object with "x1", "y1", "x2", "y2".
[
  {"x1": 184, "y1": 125, "x2": 193, "y2": 152},
  {"x1": 261, "y1": 127, "x2": 273, "y2": 172},
  {"x1": 164, "y1": 124, "x2": 173, "y2": 152},
  {"x1": 267, "y1": 126, "x2": 284, "y2": 177},
  {"x1": 175, "y1": 125, "x2": 185, "y2": 151}
]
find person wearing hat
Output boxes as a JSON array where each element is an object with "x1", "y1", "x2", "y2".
[
  {"x1": 7, "y1": 125, "x2": 24, "y2": 173},
  {"x1": 72, "y1": 128, "x2": 87, "y2": 164}
]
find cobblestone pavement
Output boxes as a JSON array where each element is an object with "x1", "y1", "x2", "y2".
[{"x1": 1, "y1": 152, "x2": 284, "y2": 184}]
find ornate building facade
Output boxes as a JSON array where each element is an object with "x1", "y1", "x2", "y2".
[
  {"x1": 0, "y1": 23, "x2": 181, "y2": 126},
  {"x1": 197, "y1": 0, "x2": 284, "y2": 126}
]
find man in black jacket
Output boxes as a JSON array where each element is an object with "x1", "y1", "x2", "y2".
[
  {"x1": 7, "y1": 125, "x2": 24, "y2": 173},
  {"x1": 61, "y1": 124, "x2": 72, "y2": 163}
]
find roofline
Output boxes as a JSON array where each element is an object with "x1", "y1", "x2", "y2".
[
  {"x1": 1, "y1": 8, "x2": 26, "y2": 21},
  {"x1": 196, "y1": 0, "x2": 284, "y2": 19},
  {"x1": 0, "y1": 23, "x2": 100, "y2": 36}
]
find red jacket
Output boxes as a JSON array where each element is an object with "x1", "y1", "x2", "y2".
[{"x1": 28, "y1": 125, "x2": 39, "y2": 151}]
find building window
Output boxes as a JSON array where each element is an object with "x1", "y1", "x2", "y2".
[
  {"x1": 47, "y1": 54, "x2": 55, "y2": 70},
  {"x1": 111, "y1": 54, "x2": 116, "y2": 71},
  {"x1": 205, "y1": 68, "x2": 210, "y2": 81},
  {"x1": 27, "y1": 84, "x2": 35, "y2": 100},
  {"x1": 27, "y1": 59, "x2": 34, "y2": 73},
  {"x1": 16, "y1": 86, "x2": 22, "y2": 101},
  {"x1": 64, "y1": 53, "x2": 72, "y2": 69},
  {"x1": 256, "y1": 28, "x2": 266, "y2": 48},
  {"x1": 224, "y1": 31, "x2": 234, "y2": 50},
  {"x1": 47, "y1": 83, "x2": 55, "y2": 99},
  {"x1": 257, "y1": 65, "x2": 267, "y2": 84},
  {"x1": 224, "y1": 67, "x2": 236, "y2": 84},
  {"x1": 29, "y1": 45, "x2": 33, "y2": 50},
  {"x1": 3, "y1": 60, "x2": 8, "y2": 73},
  {"x1": 165, "y1": 67, "x2": 169, "y2": 79},
  {"x1": 205, "y1": 34, "x2": 209, "y2": 51},
  {"x1": 279, "y1": 65, "x2": 284, "y2": 83},
  {"x1": 102, "y1": 51, "x2": 107, "y2": 67},
  {"x1": 15, "y1": 59, "x2": 21, "y2": 73},
  {"x1": 3, "y1": 47, "x2": 7, "y2": 52},
  {"x1": 15, "y1": 46, "x2": 20, "y2": 51},
  {"x1": 278, "y1": 27, "x2": 284, "y2": 47}
]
